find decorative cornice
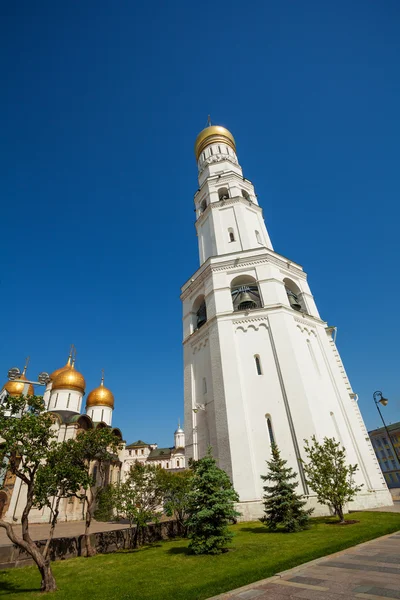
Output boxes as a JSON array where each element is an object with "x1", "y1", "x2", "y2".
[{"x1": 198, "y1": 153, "x2": 238, "y2": 175}]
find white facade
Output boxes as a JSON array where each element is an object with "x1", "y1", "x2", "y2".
[{"x1": 182, "y1": 125, "x2": 392, "y2": 520}]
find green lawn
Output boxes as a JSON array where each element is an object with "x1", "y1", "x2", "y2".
[{"x1": 1, "y1": 512, "x2": 400, "y2": 600}]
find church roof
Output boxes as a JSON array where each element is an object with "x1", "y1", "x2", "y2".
[
  {"x1": 126, "y1": 439, "x2": 150, "y2": 448},
  {"x1": 147, "y1": 447, "x2": 172, "y2": 459}
]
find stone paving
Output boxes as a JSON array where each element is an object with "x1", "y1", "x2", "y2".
[{"x1": 208, "y1": 529, "x2": 400, "y2": 600}]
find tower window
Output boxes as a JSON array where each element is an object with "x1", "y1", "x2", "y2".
[
  {"x1": 193, "y1": 295, "x2": 207, "y2": 330},
  {"x1": 199, "y1": 199, "x2": 207, "y2": 215},
  {"x1": 210, "y1": 147, "x2": 213, "y2": 155},
  {"x1": 218, "y1": 145, "x2": 221, "y2": 153},
  {"x1": 166, "y1": 462, "x2": 169, "y2": 469},
  {"x1": 218, "y1": 187, "x2": 229, "y2": 201},
  {"x1": 177, "y1": 460, "x2": 180, "y2": 467},
  {"x1": 101, "y1": 409, "x2": 104, "y2": 422},
  {"x1": 228, "y1": 227, "x2": 235, "y2": 242},
  {"x1": 141, "y1": 449, "x2": 144, "y2": 455},
  {"x1": 284, "y1": 279, "x2": 304, "y2": 312},
  {"x1": 255, "y1": 230, "x2": 262, "y2": 244},
  {"x1": 226, "y1": 146, "x2": 229, "y2": 154},
  {"x1": 203, "y1": 377, "x2": 207, "y2": 394},
  {"x1": 231, "y1": 275, "x2": 261, "y2": 312},
  {"x1": 255, "y1": 355, "x2": 262, "y2": 375},
  {"x1": 67, "y1": 392, "x2": 71, "y2": 408},
  {"x1": 266, "y1": 415, "x2": 275, "y2": 445},
  {"x1": 242, "y1": 190, "x2": 251, "y2": 201},
  {"x1": 54, "y1": 393, "x2": 59, "y2": 408}
]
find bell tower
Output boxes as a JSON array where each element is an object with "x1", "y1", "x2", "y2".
[{"x1": 182, "y1": 122, "x2": 392, "y2": 520}]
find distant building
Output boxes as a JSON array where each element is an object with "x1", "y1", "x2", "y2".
[
  {"x1": 369, "y1": 422, "x2": 400, "y2": 488},
  {"x1": 123, "y1": 424, "x2": 185, "y2": 479}
]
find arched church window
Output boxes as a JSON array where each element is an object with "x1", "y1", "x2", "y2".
[
  {"x1": 166, "y1": 462, "x2": 169, "y2": 469},
  {"x1": 266, "y1": 415, "x2": 275, "y2": 445},
  {"x1": 92, "y1": 466, "x2": 98, "y2": 483},
  {"x1": 284, "y1": 279, "x2": 304, "y2": 312},
  {"x1": 228, "y1": 228, "x2": 235, "y2": 242},
  {"x1": 192, "y1": 295, "x2": 207, "y2": 330},
  {"x1": 231, "y1": 275, "x2": 261, "y2": 312},
  {"x1": 255, "y1": 355, "x2": 262, "y2": 375},
  {"x1": 218, "y1": 187, "x2": 229, "y2": 201},
  {"x1": 255, "y1": 230, "x2": 262, "y2": 244},
  {"x1": 177, "y1": 460, "x2": 180, "y2": 467},
  {"x1": 141, "y1": 449, "x2": 144, "y2": 455}
]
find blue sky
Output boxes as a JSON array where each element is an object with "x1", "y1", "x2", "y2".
[{"x1": 1, "y1": 1, "x2": 399, "y2": 446}]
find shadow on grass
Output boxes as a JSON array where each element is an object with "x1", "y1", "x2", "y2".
[
  {"x1": 167, "y1": 546, "x2": 192, "y2": 555},
  {"x1": 116, "y1": 543, "x2": 163, "y2": 554},
  {"x1": 0, "y1": 578, "x2": 38, "y2": 595}
]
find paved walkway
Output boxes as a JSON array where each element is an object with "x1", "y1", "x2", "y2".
[
  {"x1": 0, "y1": 519, "x2": 130, "y2": 546},
  {"x1": 209, "y1": 529, "x2": 400, "y2": 600}
]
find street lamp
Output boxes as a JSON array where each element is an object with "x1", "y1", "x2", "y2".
[{"x1": 373, "y1": 391, "x2": 400, "y2": 464}]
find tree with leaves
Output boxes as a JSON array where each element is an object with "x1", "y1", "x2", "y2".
[
  {"x1": 72, "y1": 427, "x2": 123, "y2": 556},
  {"x1": 34, "y1": 437, "x2": 92, "y2": 560},
  {"x1": 260, "y1": 443, "x2": 312, "y2": 532},
  {"x1": 186, "y1": 449, "x2": 240, "y2": 555},
  {"x1": 303, "y1": 435, "x2": 362, "y2": 523},
  {"x1": 113, "y1": 461, "x2": 165, "y2": 548},
  {"x1": 160, "y1": 469, "x2": 193, "y2": 536},
  {"x1": 0, "y1": 394, "x2": 58, "y2": 592}
]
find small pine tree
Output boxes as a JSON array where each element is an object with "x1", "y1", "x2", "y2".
[
  {"x1": 261, "y1": 443, "x2": 313, "y2": 532},
  {"x1": 187, "y1": 449, "x2": 240, "y2": 554}
]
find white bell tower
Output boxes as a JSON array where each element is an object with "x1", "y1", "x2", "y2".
[{"x1": 182, "y1": 123, "x2": 392, "y2": 520}]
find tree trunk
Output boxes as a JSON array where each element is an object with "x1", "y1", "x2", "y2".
[
  {"x1": 84, "y1": 494, "x2": 96, "y2": 557},
  {"x1": 337, "y1": 505, "x2": 345, "y2": 523},
  {"x1": 43, "y1": 496, "x2": 61, "y2": 561},
  {"x1": 39, "y1": 561, "x2": 57, "y2": 592},
  {"x1": 133, "y1": 523, "x2": 139, "y2": 549}
]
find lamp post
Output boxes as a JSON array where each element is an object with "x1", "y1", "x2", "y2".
[{"x1": 373, "y1": 391, "x2": 400, "y2": 464}]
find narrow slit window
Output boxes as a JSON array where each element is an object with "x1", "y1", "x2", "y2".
[
  {"x1": 228, "y1": 227, "x2": 235, "y2": 242},
  {"x1": 255, "y1": 355, "x2": 262, "y2": 375},
  {"x1": 67, "y1": 392, "x2": 71, "y2": 408},
  {"x1": 203, "y1": 377, "x2": 207, "y2": 394},
  {"x1": 177, "y1": 460, "x2": 180, "y2": 467},
  {"x1": 210, "y1": 147, "x2": 213, "y2": 155},
  {"x1": 218, "y1": 145, "x2": 221, "y2": 153},
  {"x1": 255, "y1": 230, "x2": 262, "y2": 244},
  {"x1": 54, "y1": 393, "x2": 58, "y2": 408},
  {"x1": 266, "y1": 416, "x2": 275, "y2": 445}
]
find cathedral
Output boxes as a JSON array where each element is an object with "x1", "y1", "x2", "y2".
[
  {"x1": 0, "y1": 352, "x2": 185, "y2": 523},
  {"x1": 182, "y1": 123, "x2": 392, "y2": 519}
]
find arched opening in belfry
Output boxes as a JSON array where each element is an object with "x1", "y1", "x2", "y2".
[
  {"x1": 283, "y1": 278, "x2": 304, "y2": 312},
  {"x1": 192, "y1": 295, "x2": 207, "y2": 331},
  {"x1": 218, "y1": 187, "x2": 229, "y2": 201},
  {"x1": 231, "y1": 275, "x2": 261, "y2": 312},
  {"x1": 242, "y1": 190, "x2": 251, "y2": 201},
  {"x1": 199, "y1": 199, "x2": 207, "y2": 215}
]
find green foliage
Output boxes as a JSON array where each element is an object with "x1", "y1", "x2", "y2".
[
  {"x1": 303, "y1": 435, "x2": 363, "y2": 522},
  {"x1": 0, "y1": 394, "x2": 55, "y2": 487},
  {"x1": 2, "y1": 512, "x2": 400, "y2": 600},
  {"x1": 94, "y1": 485, "x2": 115, "y2": 522},
  {"x1": 34, "y1": 438, "x2": 92, "y2": 512},
  {"x1": 113, "y1": 462, "x2": 165, "y2": 547},
  {"x1": 160, "y1": 470, "x2": 193, "y2": 536},
  {"x1": 186, "y1": 449, "x2": 240, "y2": 554},
  {"x1": 260, "y1": 443, "x2": 312, "y2": 532}
]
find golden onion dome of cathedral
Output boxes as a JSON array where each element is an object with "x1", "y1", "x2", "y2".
[
  {"x1": 3, "y1": 373, "x2": 34, "y2": 397},
  {"x1": 52, "y1": 363, "x2": 86, "y2": 394},
  {"x1": 86, "y1": 374, "x2": 114, "y2": 409},
  {"x1": 194, "y1": 125, "x2": 236, "y2": 161},
  {"x1": 50, "y1": 356, "x2": 72, "y2": 382}
]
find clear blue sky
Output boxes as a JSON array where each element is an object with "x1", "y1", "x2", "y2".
[{"x1": 1, "y1": 1, "x2": 399, "y2": 446}]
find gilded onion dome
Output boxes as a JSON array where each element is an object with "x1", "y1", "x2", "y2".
[
  {"x1": 86, "y1": 373, "x2": 114, "y2": 409},
  {"x1": 194, "y1": 125, "x2": 236, "y2": 161},
  {"x1": 52, "y1": 363, "x2": 86, "y2": 394},
  {"x1": 50, "y1": 352, "x2": 73, "y2": 381},
  {"x1": 3, "y1": 373, "x2": 34, "y2": 397}
]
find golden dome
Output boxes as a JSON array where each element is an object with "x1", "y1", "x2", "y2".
[
  {"x1": 194, "y1": 125, "x2": 236, "y2": 161},
  {"x1": 3, "y1": 373, "x2": 34, "y2": 397},
  {"x1": 52, "y1": 364, "x2": 85, "y2": 394},
  {"x1": 50, "y1": 355, "x2": 72, "y2": 381},
  {"x1": 86, "y1": 374, "x2": 114, "y2": 409}
]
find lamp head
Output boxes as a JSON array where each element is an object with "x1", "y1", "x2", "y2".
[{"x1": 379, "y1": 397, "x2": 389, "y2": 407}]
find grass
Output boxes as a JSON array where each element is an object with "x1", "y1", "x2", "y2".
[{"x1": 1, "y1": 512, "x2": 400, "y2": 600}]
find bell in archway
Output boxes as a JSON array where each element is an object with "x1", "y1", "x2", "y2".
[{"x1": 288, "y1": 292, "x2": 301, "y2": 311}]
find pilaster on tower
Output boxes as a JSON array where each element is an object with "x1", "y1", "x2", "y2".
[{"x1": 193, "y1": 125, "x2": 273, "y2": 264}]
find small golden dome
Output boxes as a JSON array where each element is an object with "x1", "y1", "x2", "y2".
[
  {"x1": 86, "y1": 374, "x2": 114, "y2": 409},
  {"x1": 194, "y1": 125, "x2": 236, "y2": 161},
  {"x1": 52, "y1": 364, "x2": 85, "y2": 394},
  {"x1": 50, "y1": 355, "x2": 72, "y2": 382},
  {"x1": 3, "y1": 373, "x2": 34, "y2": 397}
]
